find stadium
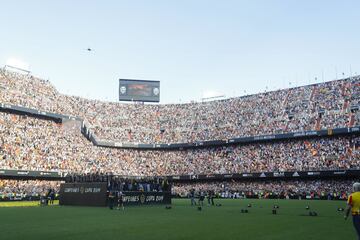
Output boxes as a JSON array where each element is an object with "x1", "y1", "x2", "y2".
[{"x1": 1, "y1": 1, "x2": 360, "y2": 240}]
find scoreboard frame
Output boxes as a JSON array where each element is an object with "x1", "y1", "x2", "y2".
[{"x1": 119, "y1": 79, "x2": 160, "y2": 103}]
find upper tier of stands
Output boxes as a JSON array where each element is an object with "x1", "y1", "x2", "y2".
[{"x1": 1, "y1": 68, "x2": 359, "y2": 145}]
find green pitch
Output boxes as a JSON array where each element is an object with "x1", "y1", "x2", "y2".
[{"x1": 0, "y1": 199, "x2": 355, "y2": 240}]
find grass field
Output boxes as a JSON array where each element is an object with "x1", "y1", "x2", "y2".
[{"x1": 0, "y1": 199, "x2": 356, "y2": 240}]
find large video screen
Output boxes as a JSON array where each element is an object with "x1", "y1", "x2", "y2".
[{"x1": 119, "y1": 79, "x2": 160, "y2": 102}]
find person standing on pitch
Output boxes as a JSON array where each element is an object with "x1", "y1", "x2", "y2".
[
  {"x1": 108, "y1": 191, "x2": 115, "y2": 210},
  {"x1": 199, "y1": 190, "x2": 205, "y2": 206},
  {"x1": 207, "y1": 190, "x2": 215, "y2": 206},
  {"x1": 345, "y1": 182, "x2": 360, "y2": 239},
  {"x1": 117, "y1": 191, "x2": 125, "y2": 211},
  {"x1": 190, "y1": 189, "x2": 196, "y2": 206},
  {"x1": 209, "y1": 190, "x2": 215, "y2": 206},
  {"x1": 207, "y1": 190, "x2": 211, "y2": 206}
]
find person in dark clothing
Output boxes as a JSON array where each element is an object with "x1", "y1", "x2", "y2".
[
  {"x1": 108, "y1": 191, "x2": 115, "y2": 210},
  {"x1": 207, "y1": 190, "x2": 215, "y2": 206},
  {"x1": 49, "y1": 189, "x2": 55, "y2": 205},
  {"x1": 46, "y1": 189, "x2": 52, "y2": 205},
  {"x1": 190, "y1": 189, "x2": 196, "y2": 206}
]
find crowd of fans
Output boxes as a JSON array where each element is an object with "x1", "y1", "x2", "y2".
[
  {"x1": 0, "y1": 180, "x2": 62, "y2": 200},
  {"x1": 1, "y1": 68, "x2": 360, "y2": 199},
  {"x1": 0, "y1": 111, "x2": 360, "y2": 176},
  {"x1": 66, "y1": 173, "x2": 170, "y2": 192},
  {"x1": 172, "y1": 180, "x2": 352, "y2": 200},
  {"x1": 1, "y1": 68, "x2": 359, "y2": 144},
  {"x1": 0, "y1": 178, "x2": 353, "y2": 201}
]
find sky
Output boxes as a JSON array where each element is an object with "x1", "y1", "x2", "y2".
[{"x1": 0, "y1": 0, "x2": 359, "y2": 104}]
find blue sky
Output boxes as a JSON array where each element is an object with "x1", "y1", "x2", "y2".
[{"x1": 0, "y1": 0, "x2": 359, "y2": 103}]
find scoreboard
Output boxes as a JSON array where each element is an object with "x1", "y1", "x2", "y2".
[{"x1": 119, "y1": 79, "x2": 160, "y2": 102}]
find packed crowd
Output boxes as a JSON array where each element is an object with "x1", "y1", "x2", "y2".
[
  {"x1": 1, "y1": 111, "x2": 360, "y2": 176},
  {"x1": 0, "y1": 178, "x2": 352, "y2": 201},
  {"x1": 1, "y1": 69, "x2": 360, "y2": 201},
  {"x1": 66, "y1": 173, "x2": 171, "y2": 192},
  {"x1": 0, "y1": 180, "x2": 62, "y2": 200},
  {"x1": 1, "y1": 68, "x2": 359, "y2": 144},
  {"x1": 172, "y1": 180, "x2": 352, "y2": 200}
]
